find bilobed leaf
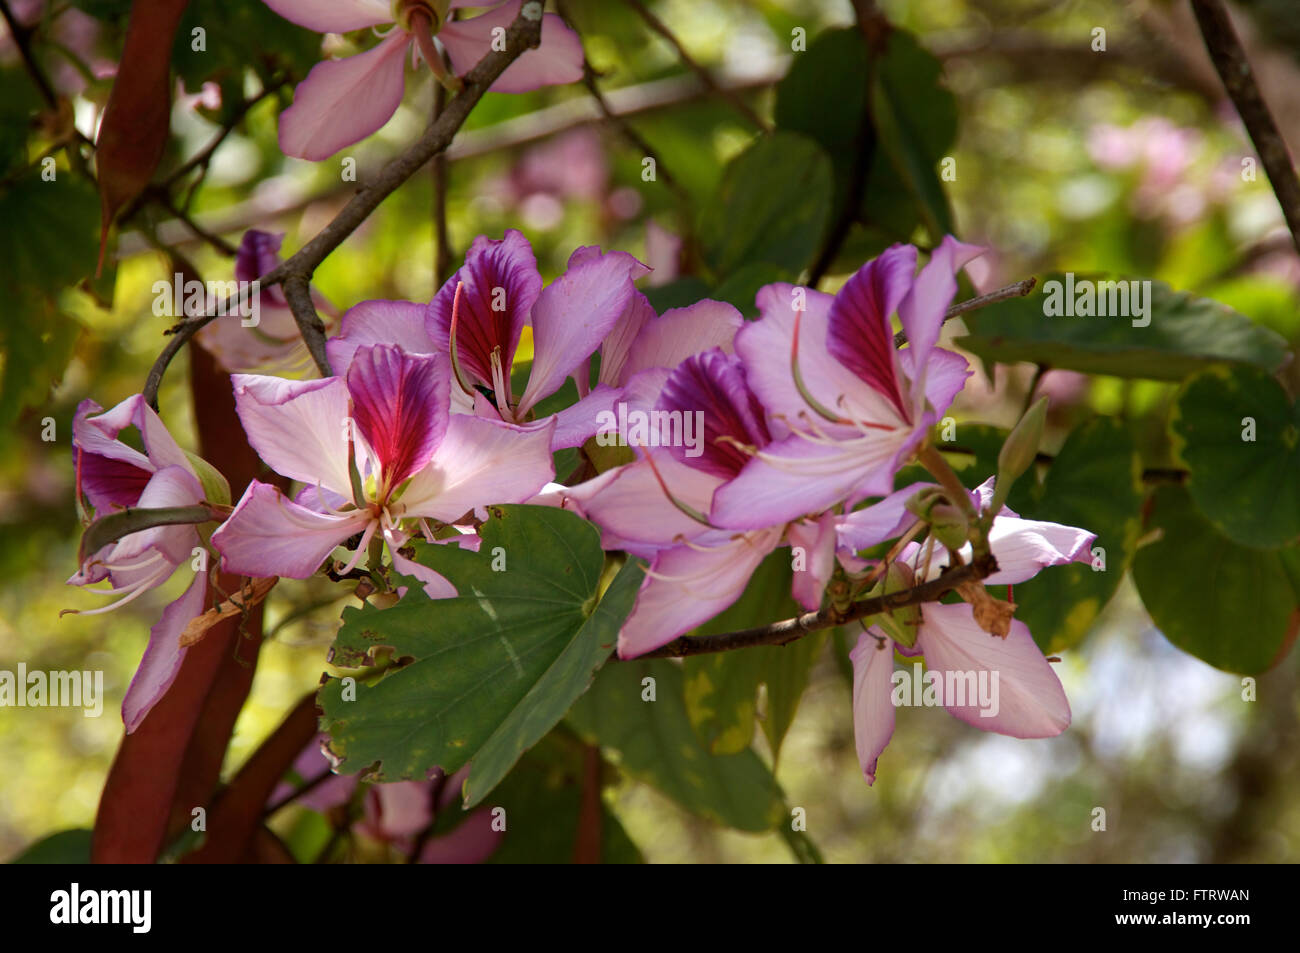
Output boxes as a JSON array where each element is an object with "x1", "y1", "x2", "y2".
[
  {"x1": 698, "y1": 131, "x2": 833, "y2": 279},
  {"x1": 1133, "y1": 485, "x2": 1300, "y2": 674},
  {"x1": 318, "y1": 505, "x2": 640, "y2": 808},
  {"x1": 1002, "y1": 418, "x2": 1143, "y2": 653},
  {"x1": 568, "y1": 658, "x2": 785, "y2": 832},
  {"x1": 1171, "y1": 364, "x2": 1300, "y2": 548},
  {"x1": 957, "y1": 275, "x2": 1290, "y2": 380}
]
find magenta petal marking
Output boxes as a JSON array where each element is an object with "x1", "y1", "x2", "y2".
[
  {"x1": 826, "y1": 244, "x2": 916, "y2": 418},
  {"x1": 656, "y1": 349, "x2": 770, "y2": 479},
  {"x1": 346, "y1": 345, "x2": 451, "y2": 491}
]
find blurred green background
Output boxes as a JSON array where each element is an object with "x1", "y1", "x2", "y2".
[{"x1": 1, "y1": 0, "x2": 1298, "y2": 862}]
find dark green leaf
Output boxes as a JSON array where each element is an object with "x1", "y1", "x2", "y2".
[
  {"x1": 698, "y1": 131, "x2": 833, "y2": 279},
  {"x1": 9, "y1": 829, "x2": 92, "y2": 864},
  {"x1": 319, "y1": 506, "x2": 640, "y2": 808},
  {"x1": 1133, "y1": 485, "x2": 1300, "y2": 673},
  {"x1": 568, "y1": 658, "x2": 785, "y2": 832},
  {"x1": 1172, "y1": 364, "x2": 1300, "y2": 548},
  {"x1": 957, "y1": 275, "x2": 1291, "y2": 380}
]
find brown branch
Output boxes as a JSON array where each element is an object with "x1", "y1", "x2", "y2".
[
  {"x1": 894, "y1": 276, "x2": 1037, "y2": 347},
  {"x1": 1191, "y1": 0, "x2": 1300, "y2": 256},
  {"x1": 115, "y1": 69, "x2": 783, "y2": 259},
  {"x1": 282, "y1": 273, "x2": 331, "y2": 376},
  {"x1": 140, "y1": 4, "x2": 545, "y2": 405},
  {"x1": 638, "y1": 551, "x2": 998, "y2": 658},
  {"x1": 622, "y1": 0, "x2": 769, "y2": 132}
]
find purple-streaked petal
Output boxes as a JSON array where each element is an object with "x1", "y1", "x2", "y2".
[
  {"x1": 439, "y1": 2, "x2": 584, "y2": 94},
  {"x1": 427, "y1": 229, "x2": 541, "y2": 393},
  {"x1": 262, "y1": 0, "x2": 390, "y2": 33},
  {"x1": 326, "y1": 299, "x2": 433, "y2": 373},
  {"x1": 103, "y1": 466, "x2": 207, "y2": 583},
  {"x1": 983, "y1": 514, "x2": 1096, "y2": 586},
  {"x1": 738, "y1": 283, "x2": 902, "y2": 439},
  {"x1": 389, "y1": 533, "x2": 459, "y2": 600},
  {"x1": 836, "y1": 481, "x2": 934, "y2": 552},
  {"x1": 710, "y1": 430, "x2": 904, "y2": 531},
  {"x1": 543, "y1": 383, "x2": 624, "y2": 450},
  {"x1": 73, "y1": 395, "x2": 189, "y2": 473},
  {"x1": 232, "y1": 374, "x2": 352, "y2": 497},
  {"x1": 212, "y1": 481, "x2": 368, "y2": 578},
  {"x1": 916, "y1": 602, "x2": 1070, "y2": 738},
  {"x1": 617, "y1": 527, "x2": 784, "y2": 657},
  {"x1": 787, "y1": 512, "x2": 837, "y2": 611},
  {"x1": 896, "y1": 236, "x2": 983, "y2": 416},
  {"x1": 346, "y1": 345, "x2": 450, "y2": 489},
  {"x1": 234, "y1": 230, "x2": 288, "y2": 306},
  {"x1": 399, "y1": 414, "x2": 555, "y2": 523},
  {"x1": 898, "y1": 344, "x2": 970, "y2": 419},
  {"x1": 656, "y1": 349, "x2": 769, "y2": 479},
  {"x1": 597, "y1": 290, "x2": 656, "y2": 388},
  {"x1": 278, "y1": 30, "x2": 410, "y2": 161},
  {"x1": 564, "y1": 454, "x2": 723, "y2": 558},
  {"x1": 620, "y1": 299, "x2": 743, "y2": 383},
  {"x1": 122, "y1": 569, "x2": 207, "y2": 733},
  {"x1": 827, "y1": 244, "x2": 915, "y2": 417},
  {"x1": 849, "y1": 628, "x2": 897, "y2": 785},
  {"x1": 517, "y1": 247, "x2": 648, "y2": 417}
]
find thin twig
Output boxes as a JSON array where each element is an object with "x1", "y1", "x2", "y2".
[
  {"x1": 622, "y1": 0, "x2": 769, "y2": 132},
  {"x1": 894, "y1": 276, "x2": 1037, "y2": 347},
  {"x1": 638, "y1": 551, "x2": 997, "y2": 658},
  {"x1": 140, "y1": 4, "x2": 546, "y2": 405},
  {"x1": 0, "y1": 0, "x2": 58, "y2": 108},
  {"x1": 1190, "y1": 0, "x2": 1300, "y2": 256},
  {"x1": 116, "y1": 69, "x2": 783, "y2": 259}
]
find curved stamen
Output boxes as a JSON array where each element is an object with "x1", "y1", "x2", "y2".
[
  {"x1": 63, "y1": 564, "x2": 172, "y2": 616},
  {"x1": 638, "y1": 446, "x2": 714, "y2": 528},
  {"x1": 447, "y1": 281, "x2": 478, "y2": 399},
  {"x1": 336, "y1": 519, "x2": 379, "y2": 577}
]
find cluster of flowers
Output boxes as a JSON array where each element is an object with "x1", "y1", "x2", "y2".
[{"x1": 69, "y1": 228, "x2": 1094, "y2": 785}]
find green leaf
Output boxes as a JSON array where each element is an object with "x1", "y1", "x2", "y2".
[
  {"x1": 9, "y1": 829, "x2": 93, "y2": 864},
  {"x1": 683, "y1": 550, "x2": 821, "y2": 761},
  {"x1": 568, "y1": 658, "x2": 785, "y2": 832},
  {"x1": 957, "y1": 275, "x2": 1291, "y2": 380},
  {"x1": 1133, "y1": 485, "x2": 1300, "y2": 673},
  {"x1": 1171, "y1": 364, "x2": 1300, "y2": 548},
  {"x1": 1002, "y1": 418, "x2": 1143, "y2": 653},
  {"x1": 869, "y1": 30, "x2": 957, "y2": 240},
  {"x1": 698, "y1": 131, "x2": 833, "y2": 280},
  {"x1": 710, "y1": 261, "x2": 794, "y2": 318},
  {"x1": 774, "y1": 27, "x2": 869, "y2": 213},
  {"x1": 318, "y1": 505, "x2": 640, "y2": 808},
  {"x1": 479, "y1": 733, "x2": 642, "y2": 864}
]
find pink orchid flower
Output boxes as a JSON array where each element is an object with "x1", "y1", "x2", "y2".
[
  {"x1": 563, "y1": 349, "x2": 845, "y2": 658},
  {"x1": 195, "y1": 230, "x2": 336, "y2": 375},
  {"x1": 845, "y1": 477, "x2": 1094, "y2": 784},
  {"x1": 67, "y1": 396, "x2": 222, "y2": 732},
  {"x1": 710, "y1": 237, "x2": 984, "y2": 530},
  {"x1": 211, "y1": 342, "x2": 555, "y2": 595},
  {"x1": 265, "y1": 0, "x2": 583, "y2": 160},
  {"x1": 325, "y1": 229, "x2": 650, "y2": 450}
]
